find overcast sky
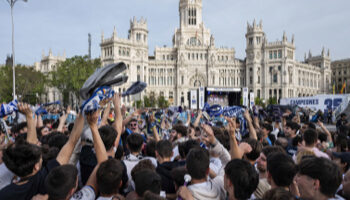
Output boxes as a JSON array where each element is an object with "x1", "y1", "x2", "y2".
[{"x1": 0, "y1": 0, "x2": 349, "y2": 66}]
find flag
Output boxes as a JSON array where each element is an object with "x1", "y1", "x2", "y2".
[{"x1": 340, "y1": 82, "x2": 346, "y2": 94}]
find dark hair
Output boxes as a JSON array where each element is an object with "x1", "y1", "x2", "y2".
[
  {"x1": 99, "y1": 125, "x2": 117, "y2": 151},
  {"x1": 215, "y1": 129, "x2": 230, "y2": 151},
  {"x1": 304, "y1": 122, "x2": 316, "y2": 130},
  {"x1": 97, "y1": 159, "x2": 124, "y2": 195},
  {"x1": 172, "y1": 124, "x2": 188, "y2": 137},
  {"x1": 186, "y1": 148, "x2": 209, "y2": 180},
  {"x1": 134, "y1": 169, "x2": 161, "y2": 197},
  {"x1": 52, "y1": 121, "x2": 60, "y2": 130},
  {"x1": 131, "y1": 159, "x2": 156, "y2": 181},
  {"x1": 298, "y1": 157, "x2": 342, "y2": 197},
  {"x1": 171, "y1": 166, "x2": 187, "y2": 189},
  {"x1": 243, "y1": 138, "x2": 262, "y2": 161},
  {"x1": 262, "y1": 123, "x2": 273, "y2": 133},
  {"x1": 267, "y1": 152, "x2": 297, "y2": 187},
  {"x1": 126, "y1": 133, "x2": 144, "y2": 153},
  {"x1": 224, "y1": 159, "x2": 259, "y2": 200},
  {"x1": 303, "y1": 129, "x2": 318, "y2": 146},
  {"x1": 145, "y1": 140, "x2": 157, "y2": 158},
  {"x1": 45, "y1": 165, "x2": 78, "y2": 200},
  {"x1": 48, "y1": 132, "x2": 68, "y2": 150},
  {"x1": 3, "y1": 141, "x2": 42, "y2": 177},
  {"x1": 156, "y1": 140, "x2": 173, "y2": 158},
  {"x1": 178, "y1": 139, "x2": 200, "y2": 159},
  {"x1": 115, "y1": 145, "x2": 124, "y2": 160},
  {"x1": 143, "y1": 190, "x2": 166, "y2": 200},
  {"x1": 262, "y1": 187, "x2": 297, "y2": 200},
  {"x1": 286, "y1": 121, "x2": 300, "y2": 131},
  {"x1": 262, "y1": 146, "x2": 285, "y2": 158},
  {"x1": 318, "y1": 132, "x2": 328, "y2": 143}
]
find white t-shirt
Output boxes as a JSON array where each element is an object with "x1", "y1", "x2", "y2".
[
  {"x1": 70, "y1": 185, "x2": 96, "y2": 200},
  {"x1": 0, "y1": 163, "x2": 14, "y2": 190}
]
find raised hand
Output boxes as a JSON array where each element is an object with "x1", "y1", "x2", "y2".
[{"x1": 18, "y1": 102, "x2": 32, "y2": 117}]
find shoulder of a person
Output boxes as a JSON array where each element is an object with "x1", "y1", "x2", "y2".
[{"x1": 70, "y1": 185, "x2": 96, "y2": 200}]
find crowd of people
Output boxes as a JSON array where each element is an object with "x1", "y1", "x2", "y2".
[{"x1": 0, "y1": 93, "x2": 350, "y2": 200}]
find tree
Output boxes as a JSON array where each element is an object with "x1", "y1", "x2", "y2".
[
  {"x1": 255, "y1": 97, "x2": 265, "y2": 107},
  {"x1": 157, "y1": 95, "x2": 169, "y2": 108},
  {"x1": 0, "y1": 65, "x2": 46, "y2": 104},
  {"x1": 267, "y1": 97, "x2": 278, "y2": 105},
  {"x1": 50, "y1": 56, "x2": 101, "y2": 105},
  {"x1": 143, "y1": 94, "x2": 157, "y2": 108}
]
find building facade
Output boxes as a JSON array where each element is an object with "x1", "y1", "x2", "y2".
[
  {"x1": 99, "y1": 0, "x2": 332, "y2": 107},
  {"x1": 332, "y1": 58, "x2": 350, "y2": 93},
  {"x1": 34, "y1": 49, "x2": 66, "y2": 103}
]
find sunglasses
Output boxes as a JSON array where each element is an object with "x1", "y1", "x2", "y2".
[{"x1": 130, "y1": 123, "x2": 138, "y2": 127}]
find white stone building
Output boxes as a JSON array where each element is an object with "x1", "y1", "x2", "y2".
[
  {"x1": 34, "y1": 49, "x2": 66, "y2": 103},
  {"x1": 99, "y1": 0, "x2": 332, "y2": 107}
]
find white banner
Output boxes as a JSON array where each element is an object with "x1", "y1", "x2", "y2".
[
  {"x1": 243, "y1": 87, "x2": 249, "y2": 107},
  {"x1": 250, "y1": 92, "x2": 255, "y2": 109},
  {"x1": 199, "y1": 87, "x2": 205, "y2": 109},
  {"x1": 190, "y1": 90, "x2": 198, "y2": 110}
]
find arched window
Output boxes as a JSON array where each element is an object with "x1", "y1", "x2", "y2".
[{"x1": 187, "y1": 37, "x2": 201, "y2": 46}]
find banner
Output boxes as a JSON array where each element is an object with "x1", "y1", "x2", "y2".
[
  {"x1": 243, "y1": 87, "x2": 249, "y2": 107},
  {"x1": 199, "y1": 87, "x2": 205, "y2": 109},
  {"x1": 250, "y1": 92, "x2": 255, "y2": 109},
  {"x1": 190, "y1": 90, "x2": 198, "y2": 110}
]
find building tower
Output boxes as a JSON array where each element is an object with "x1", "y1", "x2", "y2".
[
  {"x1": 128, "y1": 17, "x2": 148, "y2": 45},
  {"x1": 245, "y1": 20, "x2": 265, "y2": 98}
]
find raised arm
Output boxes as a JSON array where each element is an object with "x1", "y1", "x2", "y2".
[
  {"x1": 317, "y1": 120, "x2": 333, "y2": 143},
  {"x1": 193, "y1": 110, "x2": 202, "y2": 128},
  {"x1": 57, "y1": 107, "x2": 70, "y2": 132},
  {"x1": 87, "y1": 110, "x2": 108, "y2": 163},
  {"x1": 243, "y1": 109, "x2": 257, "y2": 140},
  {"x1": 112, "y1": 93, "x2": 123, "y2": 148},
  {"x1": 36, "y1": 113, "x2": 43, "y2": 128},
  {"x1": 18, "y1": 103, "x2": 38, "y2": 145},
  {"x1": 99, "y1": 103, "x2": 111, "y2": 127},
  {"x1": 56, "y1": 112, "x2": 84, "y2": 165},
  {"x1": 226, "y1": 117, "x2": 242, "y2": 159},
  {"x1": 186, "y1": 110, "x2": 191, "y2": 126}
]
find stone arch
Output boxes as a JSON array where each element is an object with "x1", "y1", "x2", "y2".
[{"x1": 189, "y1": 73, "x2": 206, "y2": 88}]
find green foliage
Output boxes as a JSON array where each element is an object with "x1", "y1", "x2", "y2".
[
  {"x1": 157, "y1": 95, "x2": 169, "y2": 108},
  {"x1": 49, "y1": 56, "x2": 101, "y2": 105},
  {"x1": 0, "y1": 65, "x2": 46, "y2": 104},
  {"x1": 135, "y1": 100, "x2": 142, "y2": 109},
  {"x1": 255, "y1": 97, "x2": 265, "y2": 106},
  {"x1": 267, "y1": 97, "x2": 278, "y2": 105},
  {"x1": 143, "y1": 94, "x2": 157, "y2": 108}
]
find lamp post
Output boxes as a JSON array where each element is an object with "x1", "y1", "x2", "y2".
[{"x1": 6, "y1": 0, "x2": 28, "y2": 100}]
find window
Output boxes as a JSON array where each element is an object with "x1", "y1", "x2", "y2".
[
  {"x1": 258, "y1": 76, "x2": 260, "y2": 84},
  {"x1": 188, "y1": 8, "x2": 197, "y2": 25},
  {"x1": 249, "y1": 37, "x2": 253, "y2": 45},
  {"x1": 181, "y1": 76, "x2": 184, "y2": 85},
  {"x1": 137, "y1": 75, "x2": 140, "y2": 82},
  {"x1": 169, "y1": 91, "x2": 173, "y2": 99},
  {"x1": 278, "y1": 50, "x2": 282, "y2": 58},
  {"x1": 163, "y1": 55, "x2": 165, "y2": 60},
  {"x1": 274, "y1": 51, "x2": 277, "y2": 59},
  {"x1": 269, "y1": 51, "x2": 273, "y2": 59},
  {"x1": 256, "y1": 37, "x2": 261, "y2": 44},
  {"x1": 250, "y1": 76, "x2": 253, "y2": 84},
  {"x1": 278, "y1": 66, "x2": 281, "y2": 71},
  {"x1": 187, "y1": 37, "x2": 201, "y2": 46},
  {"x1": 273, "y1": 74, "x2": 278, "y2": 83},
  {"x1": 160, "y1": 92, "x2": 164, "y2": 97}
]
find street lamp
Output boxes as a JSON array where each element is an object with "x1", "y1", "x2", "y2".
[{"x1": 6, "y1": 0, "x2": 28, "y2": 100}]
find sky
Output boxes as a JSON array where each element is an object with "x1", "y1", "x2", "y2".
[{"x1": 0, "y1": 0, "x2": 349, "y2": 66}]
